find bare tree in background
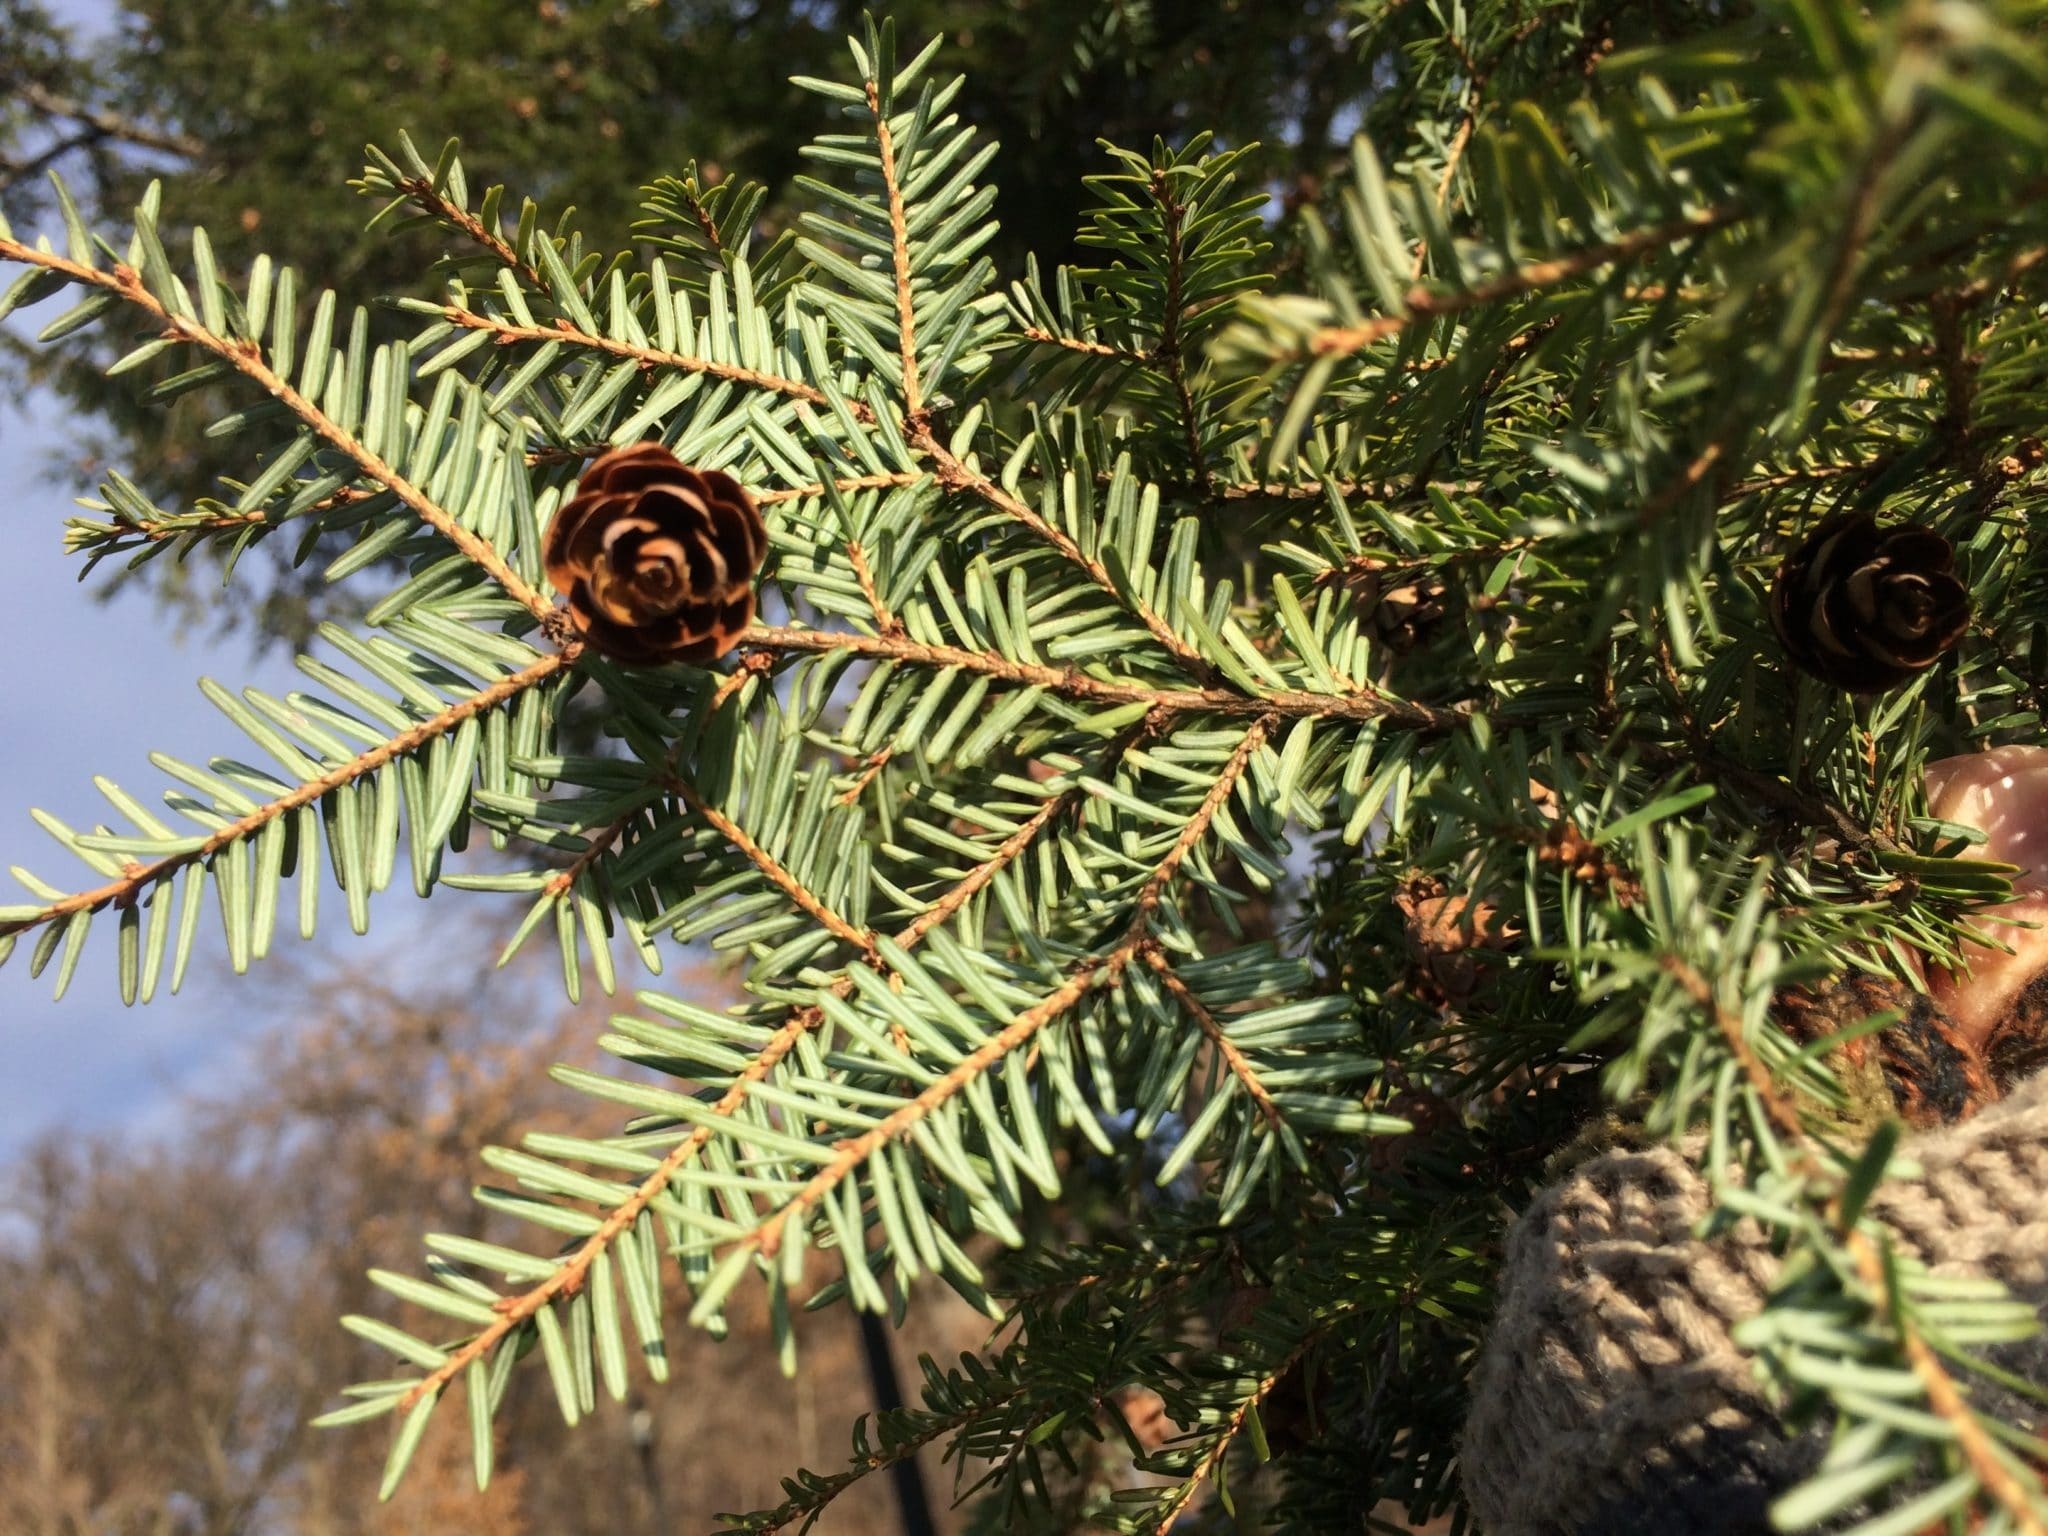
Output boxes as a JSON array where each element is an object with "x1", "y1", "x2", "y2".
[{"x1": 0, "y1": 954, "x2": 982, "y2": 1535}]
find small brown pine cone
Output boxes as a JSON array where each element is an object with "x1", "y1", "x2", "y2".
[
  {"x1": 1769, "y1": 511, "x2": 1969, "y2": 693},
  {"x1": 543, "y1": 443, "x2": 766, "y2": 666},
  {"x1": 1321, "y1": 557, "x2": 1449, "y2": 653},
  {"x1": 1372, "y1": 576, "x2": 1449, "y2": 653},
  {"x1": 1395, "y1": 877, "x2": 1518, "y2": 1003}
]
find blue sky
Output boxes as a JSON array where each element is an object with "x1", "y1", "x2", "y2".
[
  {"x1": 0, "y1": 347, "x2": 568, "y2": 1164},
  {"x1": 0, "y1": 356, "x2": 350, "y2": 1159},
  {"x1": 0, "y1": 0, "x2": 424, "y2": 1159}
]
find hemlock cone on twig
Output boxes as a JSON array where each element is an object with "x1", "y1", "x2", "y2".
[
  {"x1": 542, "y1": 443, "x2": 766, "y2": 666},
  {"x1": 1770, "y1": 512, "x2": 1971, "y2": 693}
]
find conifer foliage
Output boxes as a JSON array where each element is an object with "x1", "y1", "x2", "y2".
[{"x1": 3, "y1": 4, "x2": 2048, "y2": 1530}]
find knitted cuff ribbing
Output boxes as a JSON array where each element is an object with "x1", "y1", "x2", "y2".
[{"x1": 1460, "y1": 1073, "x2": 2048, "y2": 1536}]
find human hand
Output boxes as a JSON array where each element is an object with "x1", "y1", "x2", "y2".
[{"x1": 1923, "y1": 744, "x2": 2048, "y2": 1050}]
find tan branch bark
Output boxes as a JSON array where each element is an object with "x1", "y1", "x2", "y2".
[
  {"x1": 393, "y1": 178, "x2": 540, "y2": 287},
  {"x1": 739, "y1": 622, "x2": 1462, "y2": 733},
  {"x1": 0, "y1": 651, "x2": 571, "y2": 942},
  {"x1": 1846, "y1": 1233, "x2": 2047, "y2": 1536},
  {"x1": 1306, "y1": 206, "x2": 1743, "y2": 362},
  {"x1": 1152, "y1": 1339, "x2": 1313, "y2": 1534},
  {"x1": 1018, "y1": 326, "x2": 1148, "y2": 364},
  {"x1": 442, "y1": 306, "x2": 874, "y2": 423},
  {"x1": 673, "y1": 780, "x2": 880, "y2": 965},
  {"x1": 754, "y1": 471, "x2": 922, "y2": 506},
  {"x1": 910, "y1": 433, "x2": 1220, "y2": 682},
  {"x1": 746, "y1": 717, "x2": 1270, "y2": 1260},
  {"x1": 867, "y1": 79, "x2": 923, "y2": 421},
  {"x1": 845, "y1": 539, "x2": 901, "y2": 634},
  {"x1": 0, "y1": 238, "x2": 553, "y2": 619},
  {"x1": 1143, "y1": 946, "x2": 1283, "y2": 1135},
  {"x1": 392, "y1": 772, "x2": 1083, "y2": 1410}
]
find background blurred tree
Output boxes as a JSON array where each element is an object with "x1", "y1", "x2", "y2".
[
  {"x1": 0, "y1": 951, "x2": 983, "y2": 1535},
  {"x1": 16, "y1": 2, "x2": 2009, "y2": 1531},
  {"x1": 0, "y1": 0, "x2": 1703, "y2": 645},
  {"x1": 0, "y1": 0, "x2": 1349, "y2": 576}
]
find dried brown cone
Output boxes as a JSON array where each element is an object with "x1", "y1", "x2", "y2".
[
  {"x1": 1768, "y1": 511, "x2": 1969, "y2": 693},
  {"x1": 542, "y1": 442, "x2": 766, "y2": 666},
  {"x1": 1535, "y1": 821, "x2": 1642, "y2": 906},
  {"x1": 1395, "y1": 875, "x2": 1519, "y2": 1004}
]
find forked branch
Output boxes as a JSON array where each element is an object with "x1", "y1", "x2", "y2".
[
  {"x1": 392, "y1": 773, "x2": 1088, "y2": 1411},
  {"x1": 0, "y1": 237, "x2": 553, "y2": 619},
  {"x1": 744, "y1": 717, "x2": 1271, "y2": 1261}
]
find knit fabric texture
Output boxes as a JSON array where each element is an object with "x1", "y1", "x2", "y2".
[{"x1": 1461, "y1": 1072, "x2": 2048, "y2": 1536}]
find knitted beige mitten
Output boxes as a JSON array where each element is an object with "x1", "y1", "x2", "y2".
[{"x1": 1460, "y1": 1073, "x2": 2048, "y2": 1536}]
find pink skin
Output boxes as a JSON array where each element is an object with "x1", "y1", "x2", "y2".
[{"x1": 1922, "y1": 745, "x2": 2048, "y2": 1049}]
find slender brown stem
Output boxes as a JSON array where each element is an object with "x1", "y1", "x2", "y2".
[
  {"x1": 443, "y1": 305, "x2": 873, "y2": 424},
  {"x1": 754, "y1": 956, "x2": 1120, "y2": 1259},
  {"x1": 1152, "y1": 1338, "x2": 1313, "y2": 1534},
  {"x1": 910, "y1": 433, "x2": 1220, "y2": 682},
  {"x1": 1661, "y1": 955, "x2": 2047, "y2": 1534},
  {"x1": 846, "y1": 539, "x2": 901, "y2": 634},
  {"x1": 1846, "y1": 1233, "x2": 2047, "y2": 1536},
  {"x1": 673, "y1": 780, "x2": 880, "y2": 965},
  {"x1": 1659, "y1": 955, "x2": 1813, "y2": 1141},
  {"x1": 755, "y1": 472, "x2": 922, "y2": 507},
  {"x1": 677, "y1": 179, "x2": 727, "y2": 258},
  {"x1": 71, "y1": 486, "x2": 377, "y2": 555},
  {"x1": 1727, "y1": 459, "x2": 1896, "y2": 497},
  {"x1": 1150, "y1": 170, "x2": 1209, "y2": 497},
  {"x1": 1306, "y1": 207, "x2": 1742, "y2": 361},
  {"x1": 541, "y1": 794, "x2": 660, "y2": 901},
  {"x1": 394, "y1": 774, "x2": 1081, "y2": 1410},
  {"x1": 747, "y1": 718, "x2": 1270, "y2": 1260},
  {"x1": 1019, "y1": 326, "x2": 1146, "y2": 364},
  {"x1": 867, "y1": 79, "x2": 923, "y2": 422},
  {"x1": 747, "y1": 1382, "x2": 1029, "y2": 1534},
  {"x1": 857, "y1": 69, "x2": 1217, "y2": 681},
  {"x1": 0, "y1": 651, "x2": 571, "y2": 942},
  {"x1": 1143, "y1": 946, "x2": 1283, "y2": 1134},
  {"x1": 837, "y1": 749, "x2": 894, "y2": 806},
  {"x1": 739, "y1": 622, "x2": 1461, "y2": 732},
  {"x1": 394, "y1": 177, "x2": 540, "y2": 287},
  {"x1": 84, "y1": 507, "x2": 265, "y2": 542},
  {"x1": 895, "y1": 789, "x2": 1073, "y2": 947},
  {"x1": 1411, "y1": 114, "x2": 1476, "y2": 282}
]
